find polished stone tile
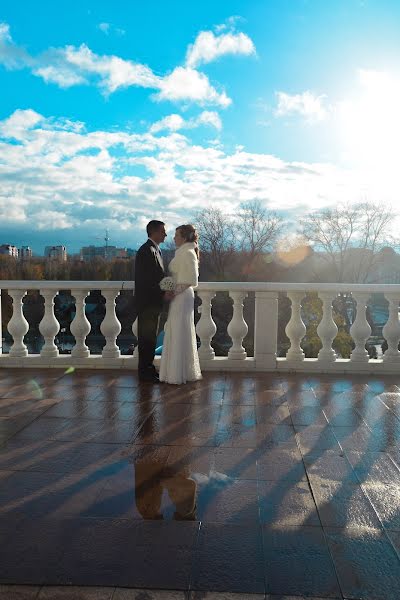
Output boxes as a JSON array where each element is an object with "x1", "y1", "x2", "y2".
[
  {"x1": 114, "y1": 591, "x2": 187, "y2": 600},
  {"x1": 212, "y1": 447, "x2": 258, "y2": 480},
  {"x1": 346, "y1": 450, "x2": 400, "y2": 484},
  {"x1": 58, "y1": 519, "x2": 198, "y2": 588},
  {"x1": 263, "y1": 525, "x2": 341, "y2": 598},
  {"x1": 362, "y1": 482, "x2": 400, "y2": 529},
  {"x1": 325, "y1": 526, "x2": 400, "y2": 600},
  {"x1": 190, "y1": 593, "x2": 264, "y2": 600},
  {"x1": 259, "y1": 480, "x2": 320, "y2": 526},
  {"x1": 0, "y1": 585, "x2": 41, "y2": 599},
  {"x1": 0, "y1": 518, "x2": 71, "y2": 583},
  {"x1": 2, "y1": 370, "x2": 400, "y2": 596},
  {"x1": 197, "y1": 478, "x2": 259, "y2": 523},
  {"x1": 310, "y1": 480, "x2": 381, "y2": 528},
  {"x1": 295, "y1": 425, "x2": 341, "y2": 454},
  {"x1": 257, "y1": 448, "x2": 306, "y2": 482},
  {"x1": 191, "y1": 523, "x2": 264, "y2": 593},
  {"x1": 303, "y1": 450, "x2": 359, "y2": 484},
  {"x1": 38, "y1": 586, "x2": 113, "y2": 599},
  {"x1": 289, "y1": 406, "x2": 327, "y2": 426}
]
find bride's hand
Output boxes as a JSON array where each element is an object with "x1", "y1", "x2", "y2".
[{"x1": 164, "y1": 291, "x2": 175, "y2": 300}]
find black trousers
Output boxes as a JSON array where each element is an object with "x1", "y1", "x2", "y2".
[{"x1": 137, "y1": 306, "x2": 161, "y2": 375}]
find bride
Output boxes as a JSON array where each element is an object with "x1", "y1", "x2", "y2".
[{"x1": 159, "y1": 224, "x2": 202, "y2": 385}]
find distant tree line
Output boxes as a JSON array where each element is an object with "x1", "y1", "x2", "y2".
[{"x1": 0, "y1": 199, "x2": 396, "y2": 358}]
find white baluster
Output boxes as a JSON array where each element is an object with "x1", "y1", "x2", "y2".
[
  {"x1": 317, "y1": 292, "x2": 338, "y2": 363},
  {"x1": 39, "y1": 289, "x2": 59, "y2": 358},
  {"x1": 132, "y1": 316, "x2": 139, "y2": 365},
  {"x1": 254, "y1": 291, "x2": 278, "y2": 369},
  {"x1": 227, "y1": 291, "x2": 248, "y2": 360},
  {"x1": 350, "y1": 293, "x2": 371, "y2": 362},
  {"x1": 285, "y1": 291, "x2": 306, "y2": 362},
  {"x1": 0, "y1": 289, "x2": 2, "y2": 354},
  {"x1": 8, "y1": 289, "x2": 29, "y2": 357},
  {"x1": 383, "y1": 294, "x2": 400, "y2": 363},
  {"x1": 101, "y1": 289, "x2": 121, "y2": 359},
  {"x1": 196, "y1": 291, "x2": 217, "y2": 360},
  {"x1": 70, "y1": 289, "x2": 91, "y2": 358}
]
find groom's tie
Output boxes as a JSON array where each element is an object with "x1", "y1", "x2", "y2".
[{"x1": 157, "y1": 247, "x2": 164, "y2": 269}]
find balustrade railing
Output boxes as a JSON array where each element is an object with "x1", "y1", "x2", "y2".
[{"x1": 1, "y1": 280, "x2": 400, "y2": 373}]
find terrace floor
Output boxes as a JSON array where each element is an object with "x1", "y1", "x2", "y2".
[{"x1": 0, "y1": 368, "x2": 400, "y2": 600}]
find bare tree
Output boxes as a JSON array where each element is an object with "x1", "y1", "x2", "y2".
[
  {"x1": 299, "y1": 201, "x2": 394, "y2": 283},
  {"x1": 194, "y1": 207, "x2": 235, "y2": 279},
  {"x1": 237, "y1": 200, "x2": 283, "y2": 258}
]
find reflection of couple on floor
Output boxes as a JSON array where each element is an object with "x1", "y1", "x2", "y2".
[{"x1": 134, "y1": 457, "x2": 197, "y2": 521}]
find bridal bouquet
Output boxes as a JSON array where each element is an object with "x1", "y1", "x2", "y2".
[{"x1": 159, "y1": 276, "x2": 175, "y2": 291}]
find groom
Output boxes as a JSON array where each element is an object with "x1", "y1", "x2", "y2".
[{"x1": 135, "y1": 220, "x2": 167, "y2": 383}]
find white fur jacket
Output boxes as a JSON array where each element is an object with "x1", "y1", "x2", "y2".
[{"x1": 169, "y1": 242, "x2": 199, "y2": 288}]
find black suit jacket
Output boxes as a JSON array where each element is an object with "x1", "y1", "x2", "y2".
[{"x1": 135, "y1": 239, "x2": 165, "y2": 311}]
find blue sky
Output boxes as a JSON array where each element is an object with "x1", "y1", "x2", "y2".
[{"x1": 1, "y1": 0, "x2": 400, "y2": 254}]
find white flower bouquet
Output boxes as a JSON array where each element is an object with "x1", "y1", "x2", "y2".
[{"x1": 159, "y1": 276, "x2": 175, "y2": 291}]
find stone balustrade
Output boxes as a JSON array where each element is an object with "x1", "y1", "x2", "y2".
[{"x1": 1, "y1": 280, "x2": 400, "y2": 373}]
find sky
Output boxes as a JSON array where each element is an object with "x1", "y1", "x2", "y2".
[{"x1": 1, "y1": 0, "x2": 400, "y2": 254}]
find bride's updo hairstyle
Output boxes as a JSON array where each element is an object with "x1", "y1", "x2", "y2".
[{"x1": 176, "y1": 224, "x2": 200, "y2": 260}]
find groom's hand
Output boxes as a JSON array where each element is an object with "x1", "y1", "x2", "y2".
[{"x1": 164, "y1": 291, "x2": 174, "y2": 301}]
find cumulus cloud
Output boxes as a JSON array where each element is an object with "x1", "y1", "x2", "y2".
[
  {"x1": 275, "y1": 91, "x2": 329, "y2": 122},
  {"x1": 62, "y1": 44, "x2": 160, "y2": 92},
  {"x1": 0, "y1": 22, "x2": 257, "y2": 109},
  {"x1": 150, "y1": 111, "x2": 222, "y2": 133},
  {"x1": 0, "y1": 108, "x2": 43, "y2": 139},
  {"x1": 34, "y1": 64, "x2": 87, "y2": 88},
  {"x1": 0, "y1": 108, "x2": 381, "y2": 253},
  {"x1": 154, "y1": 67, "x2": 231, "y2": 107},
  {"x1": 150, "y1": 114, "x2": 186, "y2": 133},
  {"x1": 186, "y1": 30, "x2": 255, "y2": 68}
]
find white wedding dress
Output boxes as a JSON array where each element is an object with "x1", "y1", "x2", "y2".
[{"x1": 159, "y1": 242, "x2": 202, "y2": 385}]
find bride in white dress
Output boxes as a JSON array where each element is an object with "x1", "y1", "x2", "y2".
[{"x1": 159, "y1": 224, "x2": 202, "y2": 385}]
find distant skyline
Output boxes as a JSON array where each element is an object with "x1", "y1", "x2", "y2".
[{"x1": 1, "y1": 0, "x2": 400, "y2": 253}]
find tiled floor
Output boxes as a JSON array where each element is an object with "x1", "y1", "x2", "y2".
[{"x1": 1, "y1": 368, "x2": 400, "y2": 599}]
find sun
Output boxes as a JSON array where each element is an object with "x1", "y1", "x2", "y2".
[{"x1": 337, "y1": 69, "x2": 400, "y2": 173}]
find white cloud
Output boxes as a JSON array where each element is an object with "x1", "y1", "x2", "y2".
[
  {"x1": 0, "y1": 21, "x2": 32, "y2": 69},
  {"x1": 154, "y1": 67, "x2": 231, "y2": 107},
  {"x1": 196, "y1": 110, "x2": 222, "y2": 130},
  {"x1": 98, "y1": 22, "x2": 110, "y2": 34},
  {"x1": 150, "y1": 114, "x2": 186, "y2": 133},
  {"x1": 35, "y1": 209, "x2": 76, "y2": 230},
  {"x1": 149, "y1": 111, "x2": 222, "y2": 133},
  {"x1": 33, "y1": 64, "x2": 87, "y2": 88},
  {"x1": 1, "y1": 108, "x2": 385, "y2": 252},
  {"x1": 0, "y1": 109, "x2": 43, "y2": 139},
  {"x1": 97, "y1": 22, "x2": 125, "y2": 36},
  {"x1": 186, "y1": 30, "x2": 255, "y2": 68},
  {"x1": 275, "y1": 91, "x2": 329, "y2": 122},
  {"x1": 0, "y1": 22, "x2": 245, "y2": 108},
  {"x1": 63, "y1": 44, "x2": 160, "y2": 92}
]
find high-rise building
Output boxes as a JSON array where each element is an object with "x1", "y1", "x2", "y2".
[
  {"x1": 44, "y1": 245, "x2": 67, "y2": 261},
  {"x1": 80, "y1": 245, "x2": 128, "y2": 261},
  {"x1": 0, "y1": 244, "x2": 18, "y2": 258},
  {"x1": 20, "y1": 246, "x2": 32, "y2": 260}
]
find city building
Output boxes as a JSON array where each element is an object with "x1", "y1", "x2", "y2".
[
  {"x1": 44, "y1": 245, "x2": 67, "y2": 261},
  {"x1": 80, "y1": 245, "x2": 130, "y2": 261},
  {"x1": 0, "y1": 244, "x2": 18, "y2": 258},
  {"x1": 20, "y1": 246, "x2": 32, "y2": 260}
]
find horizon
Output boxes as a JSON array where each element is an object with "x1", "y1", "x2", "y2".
[{"x1": 2, "y1": 0, "x2": 400, "y2": 254}]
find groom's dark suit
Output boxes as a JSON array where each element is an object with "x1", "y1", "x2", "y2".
[{"x1": 135, "y1": 239, "x2": 165, "y2": 378}]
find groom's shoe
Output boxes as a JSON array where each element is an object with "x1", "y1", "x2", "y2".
[{"x1": 139, "y1": 372, "x2": 160, "y2": 383}]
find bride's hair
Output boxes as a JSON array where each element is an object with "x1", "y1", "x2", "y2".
[{"x1": 176, "y1": 224, "x2": 200, "y2": 260}]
